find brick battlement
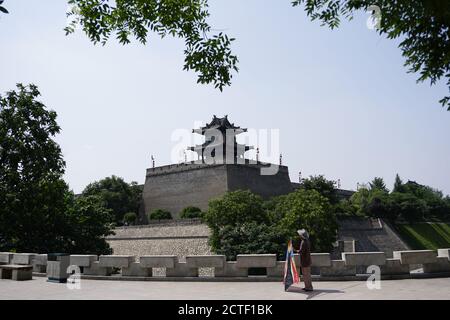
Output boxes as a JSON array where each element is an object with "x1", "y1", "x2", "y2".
[{"x1": 146, "y1": 162, "x2": 289, "y2": 177}]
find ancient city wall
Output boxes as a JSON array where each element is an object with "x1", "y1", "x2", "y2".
[
  {"x1": 141, "y1": 163, "x2": 294, "y2": 220},
  {"x1": 142, "y1": 164, "x2": 228, "y2": 219},
  {"x1": 226, "y1": 164, "x2": 293, "y2": 198}
]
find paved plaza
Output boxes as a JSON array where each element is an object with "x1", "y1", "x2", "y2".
[{"x1": 0, "y1": 277, "x2": 449, "y2": 300}]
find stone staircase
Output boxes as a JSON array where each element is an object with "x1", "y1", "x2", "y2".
[{"x1": 336, "y1": 217, "x2": 409, "y2": 258}]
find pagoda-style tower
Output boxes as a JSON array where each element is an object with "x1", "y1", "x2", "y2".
[{"x1": 188, "y1": 115, "x2": 253, "y2": 164}]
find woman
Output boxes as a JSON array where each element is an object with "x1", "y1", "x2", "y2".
[{"x1": 297, "y1": 229, "x2": 313, "y2": 291}]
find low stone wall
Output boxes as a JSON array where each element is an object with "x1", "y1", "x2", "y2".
[
  {"x1": 107, "y1": 223, "x2": 211, "y2": 261},
  {"x1": 4, "y1": 248, "x2": 450, "y2": 281}
]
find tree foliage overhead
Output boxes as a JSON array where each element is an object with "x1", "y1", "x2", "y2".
[
  {"x1": 0, "y1": 0, "x2": 8, "y2": 14},
  {"x1": 65, "y1": 0, "x2": 450, "y2": 109},
  {"x1": 65, "y1": 0, "x2": 238, "y2": 91},
  {"x1": 292, "y1": 0, "x2": 450, "y2": 110}
]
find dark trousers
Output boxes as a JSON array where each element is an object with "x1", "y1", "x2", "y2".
[{"x1": 301, "y1": 267, "x2": 313, "y2": 290}]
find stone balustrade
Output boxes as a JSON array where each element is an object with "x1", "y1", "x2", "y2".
[
  {"x1": 11, "y1": 253, "x2": 36, "y2": 265},
  {"x1": 70, "y1": 255, "x2": 98, "y2": 268},
  {"x1": 342, "y1": 252, "x2": 386, "y2": 266},
  {"x1": 1, "y1": 249, "x2": 449, "y2": 280},
  {"x1": 393, "y1": 250, "x2": 437, "y2": 265},
  {"x1": 32, "y1": 254, "x2": 48, "y2": 273},
  {"x1": 0, "y1": 252, "x2": 13, "y2": 264}
]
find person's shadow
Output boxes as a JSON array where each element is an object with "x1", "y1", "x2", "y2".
[{"x1": 287, "y1": 286, "x2": 344, "y2": 300}]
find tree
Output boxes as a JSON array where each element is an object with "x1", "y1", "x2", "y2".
[
  {"x1": 0, "y1": 84, "x2": 67, "y2": 252},
  {"x1": 204, "y1": 190, "x2": 269, "y2": 254},
  {"x1": 274, "y1": 189, "x2": 338, "y2": 253},
  {"x1": 123, "y1": 212, "x2": 137, "y2": 225},
  {"x1": 299, "y1": 175, "x2": 338, "y2": 204},
  {"x1": 0, "y1": 84, "x2": 115, "y2": 254},
  {"x1": 349, "y1": 187, "x2": 371, "y2": 215},
  {"x1": 369, "y1": 177, "x2": 389, "y2": 193},
  {"x1": 389, "y1": 192, "x2": 429, "y2": 222},
  {"x1": 148, "y1": 209, "x2": 172, "y2": 220},
  {"x1": 366, "y1": 190, "x2": 390, "y2": 219},
  {"x1": 66, "y1": 194, "x2": 115, "y2": 255},
  {"x1": 65, "y1": 0, "x2": 238, "y2": 91},
  {"x1": 82, "y1": 175, "x2": 142, "y2": 225},
  {"x1": 393, "y1": 174, "x2": 405, "y2": 193},
  {"x1": 292, "y1": 0, "x2": 450, "y2": 110},
  {"x1": 205, "y1": 189, "x2": 338, "y2": 258},
  {"x1": 215, "y1": 222, "x2": 286, "y2": 261},
  {"x1": 179, "y1": 206, "x2": 203, "y2": 219},
  {"x1": 401, "y1": 180, "x2": 450, "y2": 219}
]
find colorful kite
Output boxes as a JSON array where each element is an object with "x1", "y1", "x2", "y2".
[{"x1": 283, "y1": 239, "x2": 300, "y2": 291}]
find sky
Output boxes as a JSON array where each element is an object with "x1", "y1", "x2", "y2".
[{"x1": 1, "y1": 1, "x2": 449, "y2": 195}]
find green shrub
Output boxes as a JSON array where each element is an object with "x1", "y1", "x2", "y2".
[
  {"x1": 123, "y1": 212, "x2": 137, "y2": 225},
  {"x1": 148, "y1": 209, "x2": 172, "y2": 220},
  {"x1": 180, "y1": 206, "x2": 203, "y2": 219}
]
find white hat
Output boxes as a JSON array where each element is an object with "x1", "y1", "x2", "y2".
[{"x1": 297, "y1": 229, "x2": 309, "y2": 239}]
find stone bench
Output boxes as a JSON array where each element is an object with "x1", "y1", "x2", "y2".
[
  {"x1": 0, "y1": 252, "x2": 13, "y2": 265},
  {"x1": 84, "y1": 255, "x2": 135, "y2": 276},
  {"x1": 32, "y1": 254, "x2": 48, "y2": 273},
  {"x1": 139, "y1": 255, "x2": 177, "y2": 269},
  {"x1": 393, "y1": 250, "x2": 437, "y2": 265},
  {"x1": 342, "y1": 252, "x2": 386, "y2": 266},
  {"x1": 215, "y1": 262, "x2": 248, "y2": 277},
  {"x1": 98, "y1": 255, "x2": 135, "y2": 268},
  {"x1": 320, "y1": 260, "x2": 356, "y2": 277},
  {"x1": 423, "y1": 257, "x2": 450, "y2": 273},
  {"x1": 311, "y1": 253, "x2": 332, "y2": 267},
  {"x1": 166, "y1": 261, "x2": 199, "y2": 277},
  {"x1": 380, "y1": 258, "x2": 410, "y2": 275},
  {"x1": 236, "y1": 254, "x2": 277, "y2": 269},
  {"x1": 122, "y1": 262, "x2": 152, "y2": 277},
  {"x1": 236, "y1": 254, "x2": 277, "y2": 277},
  {"x1": 11, "y1": 253, "x2": 36, "y2": 265},
  {"x1": 70, "y1": 255, "x2": 98, "y2": 270},
  {"x1": 437, "y1": 249, "x2": 450, "y2": 260},
  {"x1": 137, "y1": 256, "x2": 177, "y2": 277},
  {"x1": 83, "y1": 262, "x2": 112, "y2": 276},
  {"x1": 185, "y1": 255, "x2": 226, "y2": 278},
  {"x1": 185, "y1": 255, "x2": 225, "y2": 268},
  {"x1": 0, "y1": 264, "x2": 33, "y2": 281}
]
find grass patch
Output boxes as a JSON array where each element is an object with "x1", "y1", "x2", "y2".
[{"x1": 395, "y1": 223, "x2": 450, "y2": 250}]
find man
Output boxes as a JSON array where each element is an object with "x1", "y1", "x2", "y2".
[{"x1": 297, "y1": 229, "x2": 313, "y2": 291}]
